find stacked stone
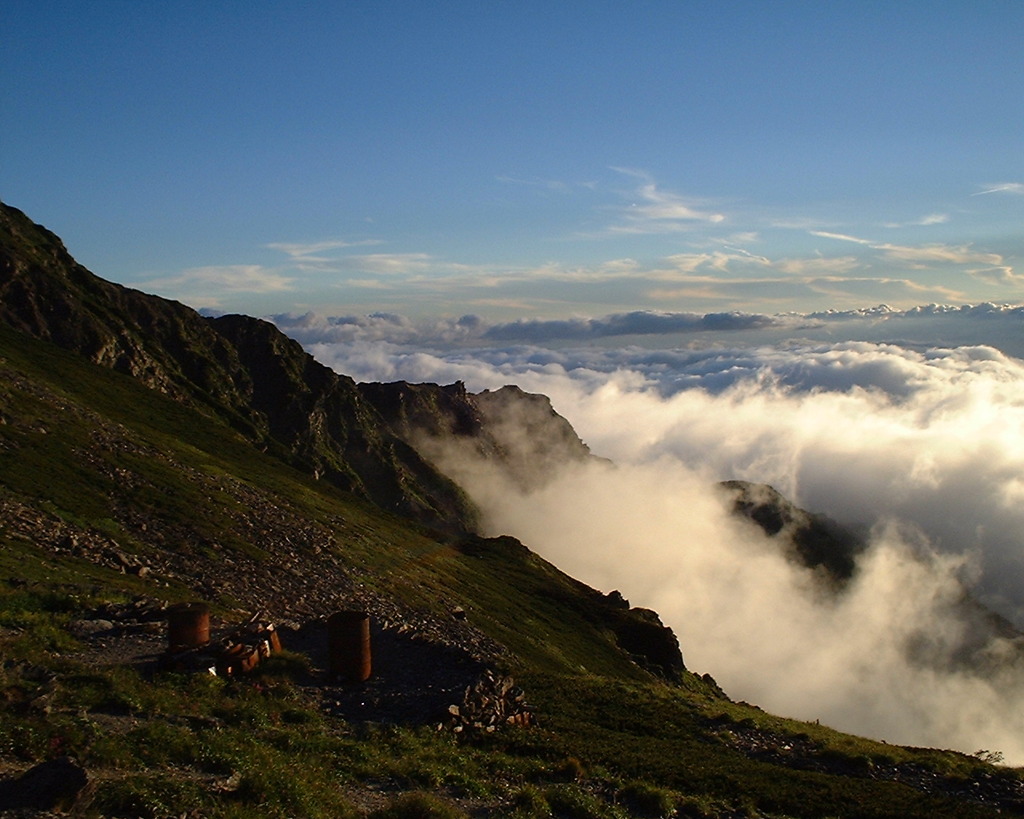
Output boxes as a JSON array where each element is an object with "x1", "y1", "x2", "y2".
[{"x1": 446, "y1": 671, "x2": 535, "y2": 732}]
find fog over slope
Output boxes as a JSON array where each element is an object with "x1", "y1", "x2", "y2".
[{"x1": 276, "y1": 306, "x2": 1024, "y2": 761}]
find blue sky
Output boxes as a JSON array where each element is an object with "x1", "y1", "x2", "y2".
[{"x1": 3, "y1": 1, "x2": 1022, "y2": 319}]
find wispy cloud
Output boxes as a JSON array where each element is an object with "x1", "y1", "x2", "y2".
[
  {"x1": 339, "y1": 253, "x2": 436, "y2": 276},
  {"x1": 972, "y1": 182, "x2": 1024, "y2": 196},
  {"x1": 967, "y1": 266, "x2": 1023, "y2": 286},
  {"x1": 661, "y1": 252, "x2": 760, "y2": 275},
  {"x1": 805, "y1": 275, "x2": 965, "y2": 303},
  {"x1": 146, "y1": 265, "x2": 294, "y2": 294},
  {"x1": 809, "y1": 230, "x2": 875, "y2": 245},
  {"x1": 774, "y1": 256, "x2": 861, "y2": 276},
  {"x1": 883, "y1": 213, "x2": 950, "y2": 228},
  {"x1": 876, "y1": 243, "x2": 1005, "y2": 268},
  {"x1": 810, "y1": 231, "x2": 1017, "y2": 283},
  {"x1": 266, "y1": 239, "x2": 382, "y2": 268},
  {"x1": 600, "y1": 168, "x2": 726, "y2": 235},
  {"x1": 712, "y1": 232, "x2": 761, "y2": 245},
  {"x1": 647, "y1": 273, "x2": 962, "y2": 307}
]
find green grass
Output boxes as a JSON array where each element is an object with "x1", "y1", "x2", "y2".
[{"x1": 0, "y1": 581, "x2": 1017, "y2": 818}]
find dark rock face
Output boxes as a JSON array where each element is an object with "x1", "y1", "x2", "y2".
[
  {"x1": 474, "y1": 385, "x2": 596, "y2": 488},
  {"x1": 0, "y1": 201, "x2": 475, "y2": 533},
  {"x1": 360, "y1": 380, "x2": 488, "y2": 442},
  {"x1": 208, "y1": 315, "x2": 478, "y2": 531},
  {"x1": 605, "y1": 601, "x2": 686, "y2": 679},
  {"x1": 362, "y1": 381, "x2": 596, "y2": 492},
  {"x1": 720, "y1": 480, "x2": 866, "y2": 585}
]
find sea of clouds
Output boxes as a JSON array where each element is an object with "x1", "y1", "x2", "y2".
[{"x1": 275, "y1": 304, "x2": 1024, "y2": 761}]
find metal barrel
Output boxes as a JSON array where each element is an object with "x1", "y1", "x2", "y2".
[
  {"x1": 167, "y1": 602, "x2": 210, "y2": 651},
  {"x1": 327, "y1": 610, "x2": 372, "y2": 682}
]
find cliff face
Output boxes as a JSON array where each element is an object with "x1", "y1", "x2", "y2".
[
  {"x1": 0, "y1": 202, "x2": 476, "y2": 532},
  {"x1": 362, "y1": 381, "x2": 597, "y2": 492}
]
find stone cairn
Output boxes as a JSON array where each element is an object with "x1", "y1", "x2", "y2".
[{"x1": 445, "y1": 671, "x2": 536, "y2": 732}]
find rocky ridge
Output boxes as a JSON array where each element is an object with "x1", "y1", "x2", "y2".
[
  {"x1": 361, "y1": 381, "x2": 597, "y2": 492},
  {"x1": 0, "y1": 201, "x2": 476, "y2": 533}
]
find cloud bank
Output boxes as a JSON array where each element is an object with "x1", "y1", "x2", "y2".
[
  {"x1": 274, "y1": 304, "x2": 1024, "y2": 761},
  {"x1": 273, "y1": 302, "x2": 1024, "y2": 356}
]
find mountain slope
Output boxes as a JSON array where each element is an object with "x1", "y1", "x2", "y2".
[
  {"x1": 0, "y1": 317, "x2": 681, "y2": 678},
  {"x1": 0, "y1": 201, "x2": 476, "y2": 532}
]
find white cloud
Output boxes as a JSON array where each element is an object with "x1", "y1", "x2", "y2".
[
  {"x1": 876, "y1": 242, "x2": 1006, "y2": 268},
  {"x1": 145, "y1": 265, "x2": 294, "y2": 296},
  {"x1": 883, "y1": 213, "x2": 950, "y2": 228},
  {"x1": 809, "y1": 230, "x2": 876, "y2": 245},
  {"x1": 602, "y1": 168, "x2": 726, "y2": 235},
  {"x1": 266, "y1": 239, "x2": 381, "y2": 265},
  {"x1": 290, "y1": 321, "x2": 1024, "y2": 760},
  {"x1": 973, "y1": 182, "x2": 1024, "y2": 196}
]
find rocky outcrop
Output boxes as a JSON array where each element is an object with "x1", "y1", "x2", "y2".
[
  {"x1": 601, "y1": 590, "x2": 686, "y2": 679},
  {"x1": 361, "y1": 381, "x2": 597, "y2": 491},
  {"x1": 207, "y1": 315, "x2": 478, "y2": 530},
  {"x1": 720, "y1": 480, "x2": 865, "y2": 585},
  {"x1": 473, "y1": 384, "x2": 597, "y2": 488}
]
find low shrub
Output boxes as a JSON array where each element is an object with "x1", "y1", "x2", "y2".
[
  {"x1": 369, "y1": 791, "x2": 469, "y2": 819},
  {"x1": 508, "y1": 784, "x2": 551, "y2": 817},
  {"x1": 617, "y1": 781, "x2": 676, "y2": 817},
  {"x1": 543, "y1": 784, "x2": 616, "y2": 819}
]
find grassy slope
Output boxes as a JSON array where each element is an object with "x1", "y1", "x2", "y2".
[{"x1": 0, "y1": 323, "x2": 1019, "y2": 818}]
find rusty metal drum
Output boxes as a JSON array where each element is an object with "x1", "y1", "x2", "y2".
[
  {"x1": 327, "y1": 610, "x2": 371, "y2": 682},
  {"x1": 167, "y1": 602, "x2": 210, "y2": 651}
]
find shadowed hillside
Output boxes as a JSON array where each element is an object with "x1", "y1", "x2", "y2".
[{"x1": 0, "y1": 201, "x2": 476, "y2": 532}]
